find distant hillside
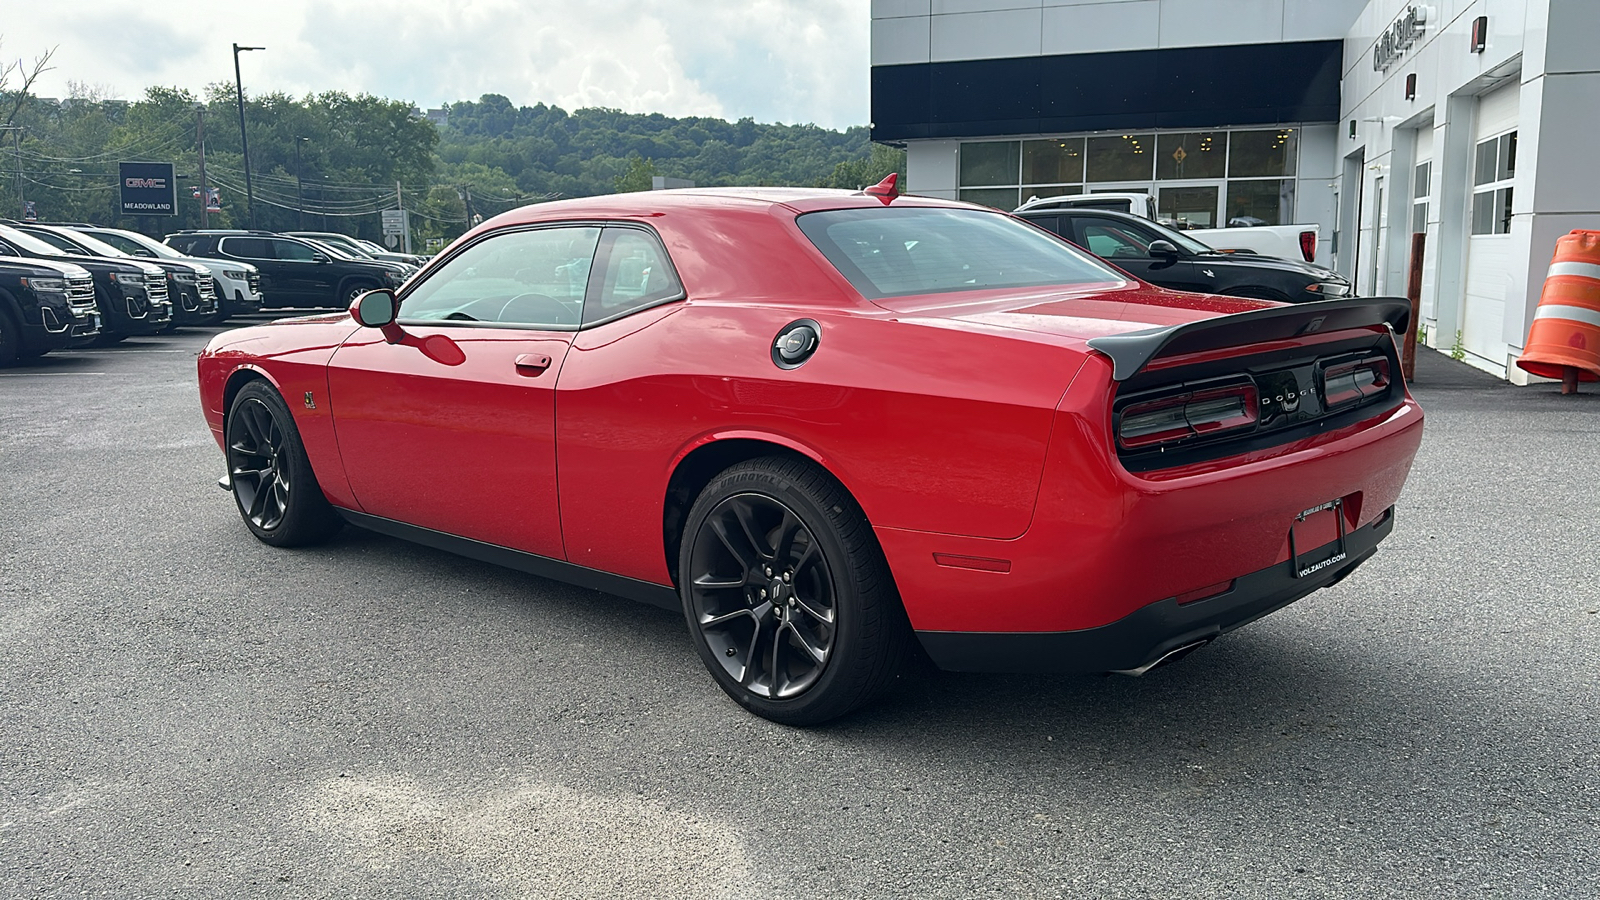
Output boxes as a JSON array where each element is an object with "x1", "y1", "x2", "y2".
[{"x1": 438, "y1": 95, "x2": 897, "y2": 198}]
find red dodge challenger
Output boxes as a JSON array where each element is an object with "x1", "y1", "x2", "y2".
[{"x1": 197, "y1": 184, "x2": 1423, "y2": 724}]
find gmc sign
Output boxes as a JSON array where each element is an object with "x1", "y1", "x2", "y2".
[{"x1": 119, "y1": 161, "x2": 177, "y2": 216}]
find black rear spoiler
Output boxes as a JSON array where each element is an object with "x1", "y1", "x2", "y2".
[{"x1": 1085, "y1": 296, "x2": 1412, "y2": 381}]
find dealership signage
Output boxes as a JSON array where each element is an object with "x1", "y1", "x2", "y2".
[
  {"x1": 119, "y1": 161, "x2": 177, "y2": 216},
  {"x1": 1373, "y1": 5, "x2": 1430, "y2": 72}
]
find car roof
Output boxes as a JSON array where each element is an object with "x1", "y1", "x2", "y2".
[{"x1": 480, "y1": 187, "x2": 974, "y2": 230}]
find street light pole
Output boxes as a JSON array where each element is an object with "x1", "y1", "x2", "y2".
[
  {"x1": 294, "y1": 136, "x2": 308, "y2": 230},
  {"x1": 232, "y1": 43, "x2": 264, "y2": 229}
]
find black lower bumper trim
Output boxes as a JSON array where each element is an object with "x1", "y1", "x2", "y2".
[{"x1": 915, "y1": 507, "x2": 1395, "y2": 674}]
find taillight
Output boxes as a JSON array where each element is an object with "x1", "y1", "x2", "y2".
[
  {"x1": 1320, "y1": 355, "x2": 1390, "y2": 410},
  {"x1": 1118, "y1": 381, "x2": 1259, "y2": 450},
  {"x1": 1299, "y1": 230, "x2": 1317, "y2": 262}
]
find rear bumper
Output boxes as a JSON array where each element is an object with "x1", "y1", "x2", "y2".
[{"x1": 917, "y1": 506, "x2": 1393, "y2": 673}]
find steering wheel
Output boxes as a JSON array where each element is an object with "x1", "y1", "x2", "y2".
[{"x1": 496, "y1": 293, "x2": 579, "y2": 327}]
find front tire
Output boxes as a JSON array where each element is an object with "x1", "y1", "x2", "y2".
[
  {"x1": 679, "y1": 456, "x2": 910, "y2": 725},
  {"x1": 225, "y1": 380, "x2": 344, "y2": 547}
]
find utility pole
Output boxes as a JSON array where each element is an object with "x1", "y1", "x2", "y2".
[
  {"x1": 294, "y1": 136, "x2": 308, "y2": 230},
  {"x1": 232, "y1": 43, "x2": 264, "y2": 229},
  {"x1": 196, "y1": 106, "x2": 209, "y2": 228},
  {"x1": 395, "y1": 180, "x2": 411, "y2": 254}
]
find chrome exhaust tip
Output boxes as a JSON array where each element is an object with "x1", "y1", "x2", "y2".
[{"x1": 1109, "y1": 638, "x2": 1211, "y2": 677}]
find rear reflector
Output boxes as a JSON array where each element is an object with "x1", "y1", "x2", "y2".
[
  {"x1": 1299, "y1": 230, "x2": 1317, "y2": 262},
  {"x1": 1320, "y1": 355, "x2": 1391, "y2": 410},
  {"x1": 1118, "y1": 381, "x2": 1259, "y2": 450}
]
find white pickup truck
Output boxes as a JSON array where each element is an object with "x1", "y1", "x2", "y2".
[{"x1": 1016, "y1": 193, "x2": 1320, "y2": 263}]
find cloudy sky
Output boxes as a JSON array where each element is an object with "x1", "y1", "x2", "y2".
[{"x1": 2, "y1": 0, "x2": 870, "y2": 129}]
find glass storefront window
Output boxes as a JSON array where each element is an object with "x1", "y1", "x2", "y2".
[
  {"x1": 1086, "y1": 134, "x2": 1154, "y2": 182},
  {"x1": 960, "y1": 142, "x2": 1020, "y2": 187},
  {"x1": 1022, "y1": 138, "x2": 1085, "y2": 185},
  {"x1": 1226, "y1": 179, "x2": 1295, "y2": 226},
  {"x1": 1155, "y1": 132, "x2": 1225, "y2": 180},
  {"x1": 1158, "y1": 186, "x2": 1220, "y2": 228},
  {"x1": 959, "y1": 187, "x2": 1021, "y2": 210},
  {"x1": 1228, "y1": 129, "x2": 1298, "y2": 178}
]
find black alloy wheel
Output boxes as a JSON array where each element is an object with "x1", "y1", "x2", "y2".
[
  {"x1": 680, "y1": 457, "x2": 910, "y2": 725},
  {"x1": 224, "y1": 381, "x2": 343, "y2": 547}
]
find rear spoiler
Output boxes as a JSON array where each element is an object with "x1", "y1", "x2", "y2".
[{"x1": 1086, "y1": 296, "x2": 1412, "y2": 381}]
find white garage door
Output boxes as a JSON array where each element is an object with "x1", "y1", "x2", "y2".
[{"x1": 1461, "y1": 83, "x2": 1519, "y2": 375}]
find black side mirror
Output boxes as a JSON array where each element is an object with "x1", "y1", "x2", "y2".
[
  {"x1": 1148, "y1": 240, "x2": 1179, "y2": 259},
  {"x1": 350, "y1": 288, "x2": 397, "y2": 328}
]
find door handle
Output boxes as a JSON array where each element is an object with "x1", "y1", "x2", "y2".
[{"x1": 514, "y1": 353, "x2": 552, "y2": 375}]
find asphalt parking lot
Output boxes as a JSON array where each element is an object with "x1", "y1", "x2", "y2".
[{"x1": 2, "y1": 319, "x2": 1597, "y2": 899}]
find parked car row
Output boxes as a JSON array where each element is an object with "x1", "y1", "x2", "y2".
[
  {"x1": 0, "y1": 219, "x2": 428, "y2": 366},
  {"x1": 165, "y1": 230, "x2": 417, "y2": 310}
]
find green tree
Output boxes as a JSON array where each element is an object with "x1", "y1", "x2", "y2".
[{"x1": 612, "y1": 155, "x2": 657, "y2": 193}]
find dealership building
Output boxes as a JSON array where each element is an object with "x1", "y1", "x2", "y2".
[{"x1": 870, "y1": 0, "x2": 1600, "y2": 381}]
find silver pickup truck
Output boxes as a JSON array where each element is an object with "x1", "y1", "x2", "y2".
[{"x1": 1017, "y1": 193, "x2": 1320, "y2": 263}]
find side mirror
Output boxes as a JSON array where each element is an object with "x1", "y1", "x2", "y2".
[
  {"x1": 351, "y1": 288, "x2": 397, "y2": 328},
  {"x1": 312, "y1": 252, "x2": 330, "y2": 263},
  {"x1": 1148, "y1": 240, "x2": 1179, "y2": 259}
]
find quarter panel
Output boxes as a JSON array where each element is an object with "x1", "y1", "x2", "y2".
[{"x1": 555, "y1": 302, "x2": 1080, "y2": 584}]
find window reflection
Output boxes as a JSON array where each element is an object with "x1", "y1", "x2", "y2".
[{"x1": 1086, "y1": 134, "x2": 1154, "y2": 182}]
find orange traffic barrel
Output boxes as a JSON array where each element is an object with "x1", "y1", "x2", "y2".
[{"x1": 1516, "y1": 229, "x2": 1600, "y2": 394}]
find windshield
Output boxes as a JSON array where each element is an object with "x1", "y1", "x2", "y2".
[
  {"x1": 87, "y1": 229, "x2": 185, "y2": 259},
  {"x1": 796, "y1": 207, "x2": 1125, "y2": 300},
  {"x1": 0, "y1": 224, "x2": 79, "y2": 257},
  {"x1": 52, "y1": 229, "x2": 131, "y2": 258},
  {"x1": 306, "y1": 239, "x2": 357, "y2": 259}
]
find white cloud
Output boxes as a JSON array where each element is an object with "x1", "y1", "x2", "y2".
[{"x1": 0, "y1": 0, "x2": 869, "y2": 128}]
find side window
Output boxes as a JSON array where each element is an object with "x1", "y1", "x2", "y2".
[
  {"x1": 23, "y1": 230, "x2": 81, "y2": 254},
  {"x1": 1077, "y1": 219, "x2": 1151, "y2": 259},
  {"x1": 400, "y1": 225, "x2": 601, "y2": 329},
  {"x1": 1021, "y1": 215, "x2": 1063, "y2": 236},
  {"x1": 220, "y1": 237, "x2": 271, "y2": 259},
  {"x1": 583, "y1": 228, "x2": 684, "y2": 326},
  {"x1": 271, "y1": 239, "x2": 317, "y2": 262},
  {"x1": 166, "y1": 237, "x2": 200, "y2": 255}
]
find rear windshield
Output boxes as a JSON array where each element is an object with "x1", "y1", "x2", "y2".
[{"x1": 797, "y1": 206, "x2": 1123, "y2": 299}]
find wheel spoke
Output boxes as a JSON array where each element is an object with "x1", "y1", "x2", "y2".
[
  {"x1": 248, "y1": 470, "x2": 274, "y2": 520},
  {"x1": 700, "y1": 607, "x2": 755, "y2": 629},
  {"x1": 738, "y1": 623, "x2": 765, "y2": 687},
  {"x1": 692, "y1": 573, "x2": 746, "y2": 591},
  {"x1": 731, "y1": 499, "x2": 773, "y2": 560},
  {"x1": 792, "y1": 592, "x2": 835, "y2": 626},
  {"x1": 772, "y1": 511, "x2": 804, "y2": 560},
  {"x1": 766, "y1": 618, "x2": 783, "y2": 697},
  {"x1": 786, "y1": 622, "x2": 829, "y2": 665},
  {"x1": 708, "y1": 515, "x2": 759, "y2": 570}
]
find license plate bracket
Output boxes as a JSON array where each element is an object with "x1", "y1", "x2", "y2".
[{"x1": 1290, "y1": 497, "x2": 1348, "y2": 579}]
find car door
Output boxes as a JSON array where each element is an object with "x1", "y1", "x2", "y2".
[
  {"x1": 267, "y1": 237, "x2": 335, "y2": 304},
  {"x1": 325, "y1": 224, "x2": 599, "y2": 559},
  {"x1": 219, "y1": 237, "x2": 293, "y2": 303},
  {"x1": 1065, "y1": 215, "x2": 1214, "y2": 293}
]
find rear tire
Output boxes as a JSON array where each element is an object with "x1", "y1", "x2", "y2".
[
  {"x1": 679, "y1": 456, "x2": 911, "y2": 725},
  {"x1": 225, "y1": 380, "x2": 344, "y2": 547}
]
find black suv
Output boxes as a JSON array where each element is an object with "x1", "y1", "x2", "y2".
[
  {"x1": 13, "y1": 223, "x2": 217, "y2": 328},
  {"x1": 0, "y1": 222, "x2": 172, "y2": 343},
  {"x1": 1013, "y1": 208, "x2": 1352, "y2": 303},
  {"x1": 165, "y1": 230, "x2": 407, "y2": 308},
  {"x1": 0, "y1": 256, "x2": 100, "y2": 365}
]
